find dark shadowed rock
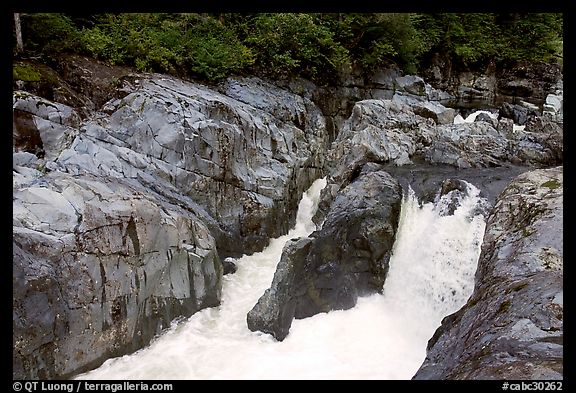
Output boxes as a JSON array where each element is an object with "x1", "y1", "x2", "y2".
[
  {"x1": 246, "y1": 238, "x2": 314, "y2": 340},
  {"x1": 383, "y1": 164, "x2": 531, "y2": 207},
  {"x1": 222, "y1": 258, "x2": 238, "y2": 275},
  {"x1": 499, "y1": 102, "x2": 538, "y2": 126},
  {"x1": 53, "y1": 54, "x2": 136, "y2": 110},
  {"x1": 474, "y1": 112, "x2": 498, "y2": 128},
  {"x1": 413, "y1": 167, "x2": 563, "y2": 380},
  {"x1": 247, "y1": 167, "x2": 402, "y2": 340}
]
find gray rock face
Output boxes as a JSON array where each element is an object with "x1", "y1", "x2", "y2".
[
  {"x1": 394, "y1": 75, "x2": 426, "y2": 96},
  {"x1": 56, "y1": 75, "x2": 328, "y2": 256},
  {"x1": 13, "y1": 172, "x2": 222, "y2": 379},
  {"x1": 328, "y1": 99, "x2": 429, "y2": 183},
  {"x1": 475, "y1": 112, "x2": 498, "y2": 128},
  {"x1": 413, "y1": 167, "x2": 563, "y2": 380},
  {"x1": 543, "y1": 92, "x2": 563, "y2": 123},
  {"x1": 425, "y1": 83, "x2": 454, "y2": 102},
  {"x1": 499, "y1": 102, "x2": 538, "y2": 126},
  {"x1": 13, "y1": 74, "x2": 330, "y2": 378},
  {"x1": 13, "y1": 91, "x2": 80, "y2": 160},
  {"x1": 412, "y1": 101, "x2": 456, "y2": 125},
  {"x1": 247, "y1": 167, "x2": 402, "y2": 340},
  {"x1": 327, "y1": 98, "x2": 561, "y2": 177}
]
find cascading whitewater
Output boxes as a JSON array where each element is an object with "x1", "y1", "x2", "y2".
[
  {"x1": 454, "y1": 109, "x2": 525, "y2": 131},
  {"x1": 76, "y1": 179, "x2": 487, "y2": 380}
]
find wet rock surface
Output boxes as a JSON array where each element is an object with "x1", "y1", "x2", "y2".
[
  {"x1": 13, "y1": 172, "x2": 222, "y2": 379},
  {"x1": 13, "y1": 72, "x2": 329, "y2": 378},
  {"x1": 247, "y1": 167, "x2": 402, "y2": 340},
  {"x1": 13, "y1": 57, "x2": 563, "y2": 379},
  {"x1": 413, "y1": 167, "x2": 563, "y2": 380},
  {"x1": 382, "y1": 164, "x2": 531, "y2": 206},
  {"x1": 56, "y1": 75, "x2": 327, "y2": 256}
]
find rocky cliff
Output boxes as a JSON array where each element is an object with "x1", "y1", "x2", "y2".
[
  {"x1": 247, "y1": 76, "x2": 562, "y2": 342},
  {"x1": 13, "y1": 60, "x2": 330, "y2": 378},
  {"x1": 413, "y1": 167, "x2": 563, "y2": 379},
  {"x1": 13, "y1": 55, "x2": 563, "y2": 379}
]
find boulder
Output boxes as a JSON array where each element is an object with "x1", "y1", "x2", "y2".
[
  {"x1": 457, "y1": 86, "x2": 485, "y2": 100},
  {"x1": 13, "y1": 152, "x2": 39, "y2": 168},
  {"x1": 425, "y1": 83, "x2": 454, "y2": 102},
  {"x1": 222, "y1": 258, "x2": 238, "y2": 275},
  {"x1": 412, "y1": 101, "x2": 456, "y2": 125},
  {"x1": 394, "y1": 75, "x2": 426, "y2": 96},
  {"x1": 499, "y1": 102, "x2": 535, "y2": 125},
  {"x1": 13, "y1": 172, "x2": 223, "y2": 379},
  {"x1": 327, "y1": 99, "x2": 429, "y2": 184},
  {"x1": 13, "y1": 91, "x2": 81, "y2": 128},
  {"x1": 369, "y1": 66, "x2": 401, "y2": 90},
  {"x1": 519, "y1": 100, "x2": 540, "y2": 113},
  {"x1": 474, "y1": 112, "x2": 499, "y2": 128},
  {"x1": 421, "y1": 122, "x2": 510, "y2": 168},
  {"x1": 543, "y1": 93, "x2": 563, "y2": 123},
  {"x1": 497, "y1": 117, "x2": 514, "y2": 135},
  {"x1": 414, "y1": 167, "x2": 563, "y2": 380},
  {"x1": 248, "y1": 167, "x2": 402, "y2": 340}
]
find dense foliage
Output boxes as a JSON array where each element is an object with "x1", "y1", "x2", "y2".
[{"x1": 14, "y1": 13, "x2": 563, "y2": 83}]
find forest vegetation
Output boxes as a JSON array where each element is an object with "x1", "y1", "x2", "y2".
[{"x1": 14, "y1": 13, "x2": 563, "y2": 83}]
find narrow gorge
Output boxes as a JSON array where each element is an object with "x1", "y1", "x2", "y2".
[{"x1": 13, "y1": 47, "x2": 562, "y2": 379}]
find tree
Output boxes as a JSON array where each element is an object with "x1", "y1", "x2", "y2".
[{"x1": 14, "y1": 13, "x2": 23, "y2": 54}]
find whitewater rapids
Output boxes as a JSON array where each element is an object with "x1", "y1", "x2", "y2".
[{"x1": 77, "y1": 178, "x2": 487, "y2": 380}]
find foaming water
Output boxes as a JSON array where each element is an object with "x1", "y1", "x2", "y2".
[
  {"x1": 454, "y1": 110, "x2": 498, "y2": 124},
  {"x1": 76, "y1": 179, "x2": 486, "y2": 380},
  {"x1": 453, "y1": 109, "x2": 525, "y2": 131}
]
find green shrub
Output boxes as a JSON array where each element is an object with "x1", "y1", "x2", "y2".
[
  {"x1": 181, "y1": 17, "x2": 254, "y2": 80},
  {"x1": 244, "y1": 13, "x2": 349, "y2": 81},
  {"x1": 15, "y1": 13, "x2": 563, "y2": 84},
  {"x1": 21, "y1": 13, "x2": 80, "y2": 54},
  {"x1": 13, "y1": 63, "x2": 41, "y2": 82}
]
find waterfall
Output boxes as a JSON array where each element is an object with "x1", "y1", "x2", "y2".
[{"x1": 76, "y1": 179, "x2": 487, "y2": 380}]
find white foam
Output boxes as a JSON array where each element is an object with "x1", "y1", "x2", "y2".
[
  {"x1": 454, "y1": 110, "x2": 499, "y2": 124},
  {"x1": 76, "y1": 179, "x2": 486, "y2": 380}
]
